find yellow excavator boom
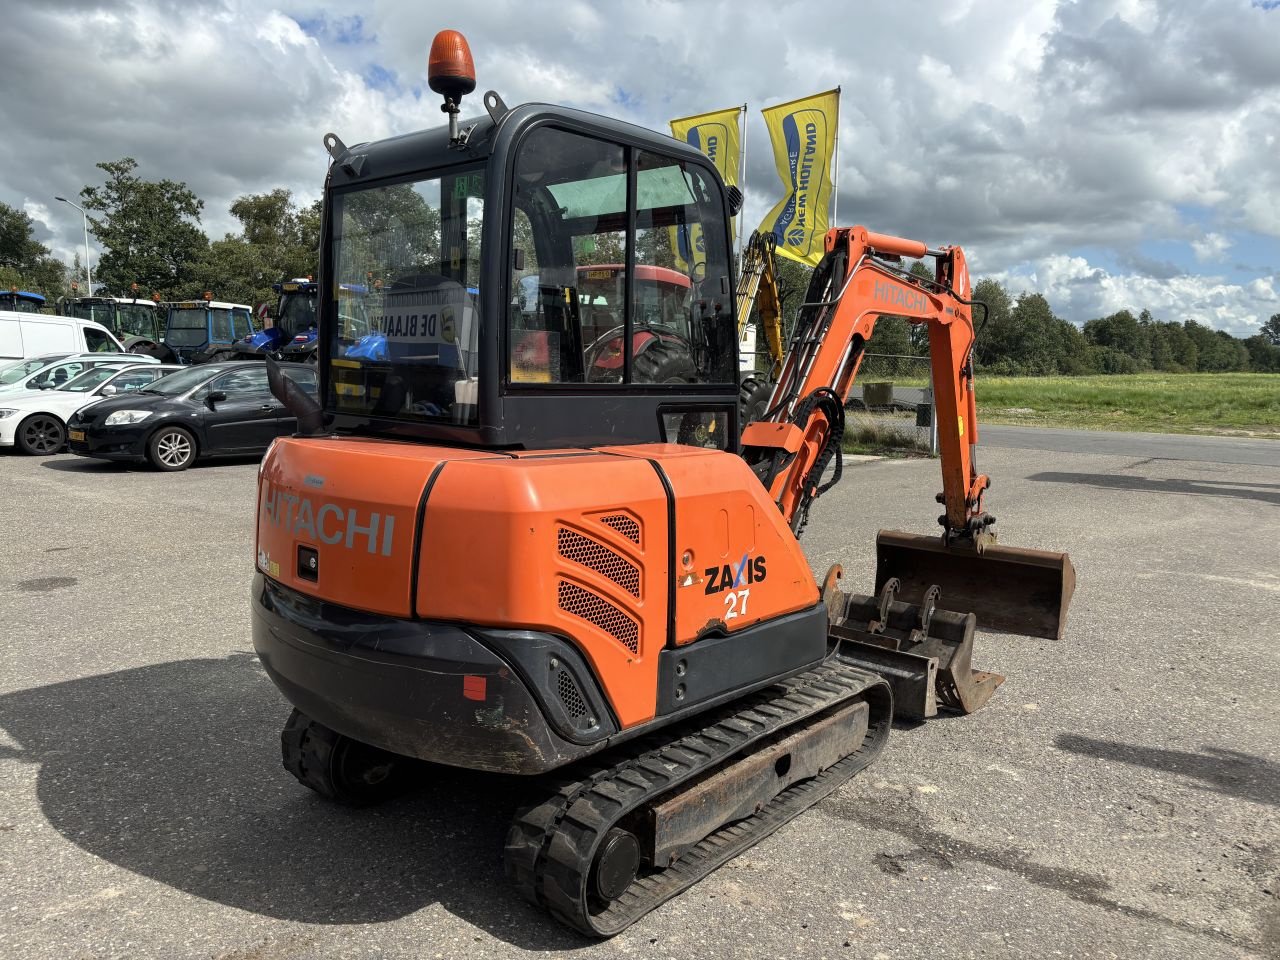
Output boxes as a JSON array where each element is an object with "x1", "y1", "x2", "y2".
[{"x1": 735, "y1": 231, "x2": 785, "y2": 379}]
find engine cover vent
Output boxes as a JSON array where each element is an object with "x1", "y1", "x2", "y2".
[
  {"x1": 557, "y1": 580, "x2": 640, "y2": 654},
  {"x1": 557, "y1": 527, "x2": 640, "y2": 597},
  {"x1": 556, "y1": 670, "x2": 589, "y2": 720},
  {"x1": 598, "y1": 513, "x2": 641, "y2": 545}
]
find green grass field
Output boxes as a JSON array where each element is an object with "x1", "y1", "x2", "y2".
[{"x1": 975, "y1": 373, "x2": 1280, "y2": 437}]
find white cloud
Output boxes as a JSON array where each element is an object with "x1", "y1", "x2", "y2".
[
  {"x1": 0, "y1": 0, "x2": 1277, "y2": 333},
  {"x1": 1191, "y1": 231, "x2": 1232, "y2": 262},
  {"x1": 992, "y1": 254, "x2": 1276, "y2": 337}
]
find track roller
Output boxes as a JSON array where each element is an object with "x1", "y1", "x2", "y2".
[{"x1": 280, "y1": 708, "x2": 418, "y2": 806}]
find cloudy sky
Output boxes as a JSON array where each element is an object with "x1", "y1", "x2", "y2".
[{"x1": 4, "y1": 0, "x2": 1278, "y2": 334}]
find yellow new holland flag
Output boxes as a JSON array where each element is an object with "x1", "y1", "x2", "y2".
[
  {"x1": 670, "y1": 106, "x2": 742, "y2": 187},
  {"x1": 759, "y1": 89, "x2": 839, "y2": 267},
  {"x1": 669, "y1": 107, "x2": 742, "y2": 274}
]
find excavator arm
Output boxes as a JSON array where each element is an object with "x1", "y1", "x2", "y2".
[
  {"x1": 741, "y1": 225, "x2": 989, "y2": 539},
  {"x1": 740, "y1": 225, "x2": 1074, "y2": 646}
]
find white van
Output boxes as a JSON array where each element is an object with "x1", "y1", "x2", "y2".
[{"x1": 0, "y1": 310, "x2": 124, "y2": 360}]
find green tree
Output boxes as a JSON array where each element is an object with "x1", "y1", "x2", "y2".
[
  {"x1": 0, "y1": 202, "x2": 46, "y2": 272},
  {"x1": 865, "y1": 314, "x2": 912, "y2": 355},
  {"x1": 80, "y1": 158, "x2": 208, "y2": 296},
  {"x1": 1262, "y1": 313, "x2": 1280, "y2": 346},
  {"x1": 1244, "y1": 334, "x2": 1280, "y2": 372},
  {"x1": 971, "y1": 277, "x2": 1014, "y2": 370},
  {"x1": 191, "y1": 190, "x2": 324, "y2": 307},
  {"x1": 1182, "y1": 320, "x2": 1244, "y2": 372},
  {"x1": 1084, "y1": 309, "x2": 1150, "y2": 368},
  {"x1": 0, "y1": 201, "x2": 67, "y2": 300}
]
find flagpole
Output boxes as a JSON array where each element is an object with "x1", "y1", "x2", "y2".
[
  {"x1": 736, "y1": 101, "x2": 748, "y2": 264},
  {"x1": 831, "y1": 86, "x2": 841, "y2": 227}
]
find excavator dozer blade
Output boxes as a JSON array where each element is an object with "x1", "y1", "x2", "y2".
[{"x1": 875, "y1": 530, "x2": 1076, "y2": 641}]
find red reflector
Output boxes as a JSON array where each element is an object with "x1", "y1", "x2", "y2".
[{"x1": 462, "y1": 675, "x2": 487, "y2": 701}]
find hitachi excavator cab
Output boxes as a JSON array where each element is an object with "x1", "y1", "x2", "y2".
[{"x1": 320, "y1": 98, "x2": 742, "y2": 450}]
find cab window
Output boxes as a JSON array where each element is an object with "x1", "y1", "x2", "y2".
[
  {"x1": 210, "y1": 309, "x2": 234, "y2": 343},
  {"x1": 506, "y1": 127, "x2": 735, "y2": 387},
  {"x1": 83, "y1": 327, "x2": 114, "y2": 352},
  {"x1": 232, "y1": 309, "x2": 253, "y2": 338},
  {"x1": 327, "y1": 167, "x2": 484, "y2": 425}
]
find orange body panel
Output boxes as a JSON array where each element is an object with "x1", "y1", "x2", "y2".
[
  {"x1": 256, "y1": 437, "x2": 502, "y2": 618},
  {"x1": 417, "y1": 451, "x2": 669, "y2": 728},
  {"x1": 600, "y1": 444, "x2": 819, "y2": 645}
]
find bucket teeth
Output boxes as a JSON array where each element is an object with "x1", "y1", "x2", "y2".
[{"x1": 833, "y1": 580, "x2": 1004, "y2": 720}]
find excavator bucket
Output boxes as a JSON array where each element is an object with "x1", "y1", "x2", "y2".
[
  {"x1": 833, "y1": 582, "x2": 1002, "y2": 720},
  {"x1": 874, "y1": 530, "x2": 1076, "y2": 641}
]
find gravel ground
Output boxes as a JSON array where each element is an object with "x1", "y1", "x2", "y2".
[{"x1": 0, "y1": 441, "x2": 1276, "y2": 960}]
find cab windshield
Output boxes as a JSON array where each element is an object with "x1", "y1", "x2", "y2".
[
  {"x1": 66, "y1": 301, "x2": 113, "y2": 325},
  {"x1": 279, "y1": 293, "x2": 318, "y2": 333},
  {"x1": 0, "y1": 294, "x2": 42, "y2": 313},
  {"x1": 117, "y1": 304, "x2": 158, "y2": 338},
  {"x1": 327, "y1": 166, "x2": 484, "y2": 425}
]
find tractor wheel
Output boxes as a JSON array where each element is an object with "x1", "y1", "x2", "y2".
[
  {"x1": 632, "y1": 340, "x2": 697, "y2": 384},
  {"x1": 280, "y1": 709, "x2": 417, "y2": 807},
  {"x1": 738, "y1": 377, "x2": 775, "y2": 428},
  {"x1": 146, "y1": 425, "x2": 196, "y2": 471},
  {"x1": 16, "y1": 414, "x2": 65, "y2": 455}
]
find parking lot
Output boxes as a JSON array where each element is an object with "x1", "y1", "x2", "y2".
[{"x1": 1, "y1": 440, "x2": 1276, "y2": 959}]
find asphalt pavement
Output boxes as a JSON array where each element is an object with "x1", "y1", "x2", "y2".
[
  {"x1": 979, "y1": 424, "x2": 1280, "y2": 467},
  {"x1": 0, "y1": 437, "x2": 1277, "y2": 959}
]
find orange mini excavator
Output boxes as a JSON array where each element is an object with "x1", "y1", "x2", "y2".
[{"x1": 252, "y1": 31, "x2": 1075, "y2": 936}]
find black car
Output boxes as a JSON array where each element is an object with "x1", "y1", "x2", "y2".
[{"x1": 67, "y1": 361, "x2": 317, "y2": 471}]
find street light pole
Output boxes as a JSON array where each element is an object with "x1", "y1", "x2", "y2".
[{"x1": 54, "y1": 196, "x2": 93, "y2": 295}]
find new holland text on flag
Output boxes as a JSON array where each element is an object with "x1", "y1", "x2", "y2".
[
  {"x1": 758, "y1": 89, "x2": 839, "y2": 267},
  {"x1": 669, "y1": 106, "x2": 742, "y2": 272},
  {"x1": 670, "y1": 107, "x2": 742, "y2": 187}
]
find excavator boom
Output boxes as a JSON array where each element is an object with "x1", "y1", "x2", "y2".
[{"x1": 740, "y1": 226, "x2": 1074, "y2": 711}]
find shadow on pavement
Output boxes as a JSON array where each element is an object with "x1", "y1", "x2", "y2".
[
  {"x1": 0, "y1": 654, "x2": 583, "y2": 950},
  {"x1": 1028, "y1": 471, "x2": 1280, "y2": 506},
  {"x1": 1055, "y1": 734, "x2": 1279, "y2": 808},
  {"x1": 39, "y1": 456, "x2": 130, "y2": 472},
  {"x1": 40, "y1": 454, "x2": 262, "y2": 473}
]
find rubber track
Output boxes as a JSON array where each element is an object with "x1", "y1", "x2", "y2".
[{"x1": 505, "y1": 659, "x2": 892, "y2": 936}]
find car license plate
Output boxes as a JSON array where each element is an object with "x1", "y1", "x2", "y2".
[{"x1": 69, "y1": 430, "x2": 85, "y2": 442}]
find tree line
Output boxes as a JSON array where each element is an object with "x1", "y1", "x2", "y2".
[
  {"x1": 0, "y1": 158, "x2": 320, "y2": 311},
  {"x1": 765, "y1": 257, "x2": 1280, "y2": 375},
  {"x1": 3, "y1": 157, "x2": 1278, "y2": 373}
]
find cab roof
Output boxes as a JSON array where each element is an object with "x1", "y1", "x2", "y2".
[{"x1": 327, "y1": 100, "x2": 714, "y2": 190}]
